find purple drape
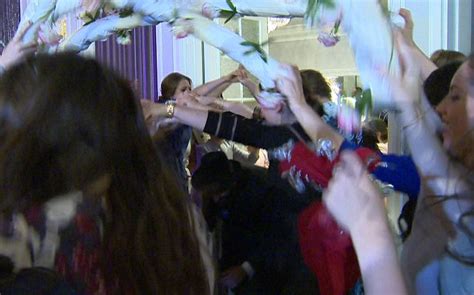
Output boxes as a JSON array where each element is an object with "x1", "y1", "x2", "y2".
[
  {"x1": 95, "y1": 26, "x2": 158, "y2": 101},
  {"x1": 0, "y1": 0, "x2": 21, "y2": 53}
]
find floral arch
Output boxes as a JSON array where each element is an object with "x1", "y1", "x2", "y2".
[{"x1": 19, "y1": 0, "x2": 400, "y2": 109}]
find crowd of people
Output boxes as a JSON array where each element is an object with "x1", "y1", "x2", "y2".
[{"x1": 0, "y1": 8, "x2": 472, "y2": 295}]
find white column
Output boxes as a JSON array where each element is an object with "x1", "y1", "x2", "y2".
[
  {"x1": 448, "y1": 0, "x2": 472, "y2": 54},
  {"x1": 172, "y1": 35, "x2": 204, "y2": 86}
]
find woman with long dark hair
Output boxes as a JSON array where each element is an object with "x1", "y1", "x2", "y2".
[{"x1": 0, "y1": 53, "x2": 210, "y2": 294}]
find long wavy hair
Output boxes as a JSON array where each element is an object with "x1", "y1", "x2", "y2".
[{"x1": 0, "y1": 54, "x2": 209, "y2": 294}]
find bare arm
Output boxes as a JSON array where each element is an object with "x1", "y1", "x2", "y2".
[
  {"x1": 391, "y1": 30, "x2": 455, "y2": 181},
  {"x1": 240, "y1": 77, "x2": 260, "y2": 99},
  {"x1": 276, "y1": 64, "x2": 344, "y2": 149},
  {"x1": 395, "y1": 9, "x2": 441, "y2": 131},
  {"x1": 193, "y1": 72, "x2": 235, "y2": 96},
  {"x1": 398, "y1": 8, "x2": 438, "y2": 81},
  {"x1": 143, "y1": 101, "x2": 209, "y2": 132},
  {"x1": 324, "y1": 152, "x2": 407, "y2": 295},
  {"x1": 0, "y1": 22, "x2": 37, "y2": 71},
  {"x1": 219, "y1": 101, "x2": 254, "y2": 119}
]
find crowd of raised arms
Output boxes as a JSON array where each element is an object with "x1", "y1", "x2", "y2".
[{"x1": 0, "y1": 8, "x2": 472, "y2": 295}]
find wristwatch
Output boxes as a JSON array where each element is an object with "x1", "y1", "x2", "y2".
[{"x1": 165, "y1": 100, "x2": 176, "y2": 118}]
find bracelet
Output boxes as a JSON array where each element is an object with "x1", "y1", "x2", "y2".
[
  {"x1": 165, "y1": 100, "x2": 176, "y2": 118},
  {"x1": 252, "y1": 106, "x2": 262, "y2": 120},
  {"x1": 0, "y1": 64, "x2": 5, "y2": 76}
]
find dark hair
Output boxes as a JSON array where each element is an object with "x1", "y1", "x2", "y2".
[
  {"x1": 430, "y1": 50, "x2": 466, "y2": 67},
  {"x1": 0, "y1": 54, "x2": 209, "y2": 294},
  {"x1": 360, "y1": 128, "x2": 381, "y2": 152},
  {"x1": 192, "y1": 151, "x2": 235, "y2": 192},
  {"x1": 424, "y1": 62, "x2": 463, "y2": 107},
  {"x1": 159, "y1": 72, "x2": 192, "y2": 101},
  {"x1": 365, "y1": 118, "x2": 388, "y2": 143},
  {"x1": 300, "y1": 69, "x2": 330, "y2": 116}
]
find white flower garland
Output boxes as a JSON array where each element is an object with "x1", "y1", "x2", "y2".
[{"x1": 18, "y1": 0, "x2": 400, "y2": 110}]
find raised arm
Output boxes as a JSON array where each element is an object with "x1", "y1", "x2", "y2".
[
  {"x1": 390, "y1": 31, "x2": 457, "y2": 184},
  {"x1": 143, "y1": 99, "x2": 296, "y2": 150},
  {"x1": 398, "y1": 9, "x2": 438, "y2": 81},
  {"x1": 276, "y1": 64, "x2": 344, "y2": 150},
  {"x1": 396, "y1": 9, "x2": 441, "y2": 131},
  {"x1": 218, "y1": 101, "x2": 254, "y2": 119},
  {"x1": 192, "y1": 94, "x2": 254, "y2": 119},
  {"x1": 193, "y1": 71, "x2": 235, "y2": 97},
  {"x1": 324, "y1": 152, "x2": 407, "y2": 295}
]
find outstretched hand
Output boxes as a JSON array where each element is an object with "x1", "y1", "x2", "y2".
[
  {"x1": 398, "y1": 8, "x2": 414, "y2": 47},
  {"x1": 275, "y1": 64, "x2": 306, "y2": 111},
  {"x1": 227, "y1": 65, "x2": 248, "y2": 83},
  {"x1": 323, "y1": 152, "x2": 386, "y2": 233},
  {"x1": 386, "y1": 30, "x2": 422, "y2": 109},
  {"x1": 0, "y1": 22, "x2": 38, "y2": 70}
]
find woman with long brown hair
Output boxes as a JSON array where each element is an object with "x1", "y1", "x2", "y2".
[{"x1": 0, "y1": 53, "x2": 209, "y2": 294}]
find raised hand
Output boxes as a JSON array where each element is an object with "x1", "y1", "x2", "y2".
[
  {"x1": 323, "y1": 151, "x2": 386, "y2": 233},
  {"x1": 0, "y1": 22, "x2": 38, "y2": 70},
  {"x1": 398, "y1": 8, "x2": 414, "y2": 47},
  {"x1": 275, "y1": 64, "x2": 306, "y2": 111},
  {"x1": 387, "y1": 30, "x2": 422, "y2": 109}
]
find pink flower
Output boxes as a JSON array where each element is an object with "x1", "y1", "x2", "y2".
[
  {"x1": 201, "y1": 2, "x2": 220, "y2": 19},
  {"x1": 337, "y1": 105, "x2": 361, "y2": 134},
  {"x1": 37, "y1": 24, "x2": 62, "y2": 46},
  {"x1": 317, "y1": 32, "x2": 340, "y2": 47},
  {"x1": 81, "y1": 0, "x2": 101, "y2": 13}
]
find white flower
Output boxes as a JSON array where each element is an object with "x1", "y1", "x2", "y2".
[
  {"x1": 116, "y1": 31, "x2": 131, "y2": 45},
  {"x1": 171, "y1": 18, "x2": 194, "y2": 39},
  {"x1": 256, "y1": 91, "x2": 285, "y2": 109},
  {"x1": 201, "y1": 2, "x2": 220, "y2": 19}
]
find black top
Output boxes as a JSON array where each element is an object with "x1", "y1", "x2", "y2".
[{"x1": 203, "y1": 111, "x2": 310, "y2": 150}]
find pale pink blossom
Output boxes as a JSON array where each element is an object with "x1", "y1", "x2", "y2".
[
  {"x1": 317, "y1": 31, "x2": 340, "y2": 47},
  {"x1": 201, "y1": 2, "x2": 220, "y2": 19},
  {"x1": 337, "y1": 105, "x2": 361, "y2": 134},
  {"x1": 37, "y1": 24, "x2": 62, "y2": 46}
]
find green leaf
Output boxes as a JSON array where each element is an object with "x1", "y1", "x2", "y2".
[
  {"x1": 355, "y1": 89, "x2": 373, "y2": 116},
  {"x1": 226, "y1": 0, "x2": 237, "y2": 11},
  {"x1": 320, "y1": 0, "x2": 335, "y2": 8},
  {"x1": 119, "y1": 7, "x2": 134, "y2": 18},
  {"x1": 220, "y1": 10, "x2": 234, "y2": 19},
  {"x1": 332, "y1": 19, "x2": 341, "y2": 34},
  {"x1": 305, "y1": 0, "x2": 336, "y2": 26},
  {"x1": 241, "y1": 40, "x2": 269, "y2": 63},
  {"x1": 241, "y1": 41, "x2": 255, "y2": 46},
  {"x1": 222, "y1": 0, "x2": 238, "y2": 23}
]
